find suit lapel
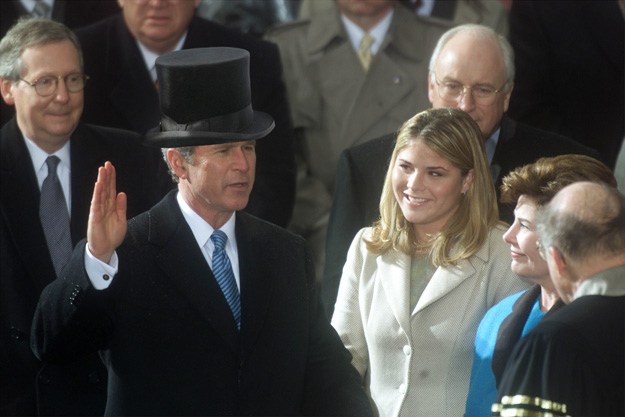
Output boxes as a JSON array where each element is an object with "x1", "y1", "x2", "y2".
[
  {"x1": 106, "y1": 17, "x2": 160, "y2": 134},
  {"x1": 413, "y1": 256, "x2": 477, "y2": 315},
  {"x1": 0, "y1": 120, "x2": 56, "y2": 290},
  {"x1": 378, "y1": 250, "x2": 412, "y2": 334},
  {"x1": 149, "y1": 194, "x2": 240, "y2": 352},
  {"x1": 235, "y1": 212, "x2": 275, "y2": 358}
]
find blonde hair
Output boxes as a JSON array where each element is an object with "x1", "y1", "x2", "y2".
[{"x1": 366, "y1": 107, "x2": 499, "y2": 267}]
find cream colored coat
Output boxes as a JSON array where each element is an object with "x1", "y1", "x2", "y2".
[{"x1": 331, "y1": 225, "x2": 529, "y2": 417}]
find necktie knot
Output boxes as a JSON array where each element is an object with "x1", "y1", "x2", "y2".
[
  {"x1": 45, "y1": 155, "x2": 61, "y2": 175},
  {"x1": 210, "y1": 230, "x2": 227, "y2": 251}
]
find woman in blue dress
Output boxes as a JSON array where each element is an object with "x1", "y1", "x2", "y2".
[{"x1": 464, "y1": 154, "x2": 617, "y2": 416}]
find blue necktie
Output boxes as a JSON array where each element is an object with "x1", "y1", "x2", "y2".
[
  {"x1": 210, "y1": 230, "x2": 241, "y2": 330},
  {"x1": 39, "y1": 156, "x2": 73, "y2": 277}
]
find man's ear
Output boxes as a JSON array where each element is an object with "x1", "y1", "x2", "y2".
[
  {"x1": 427, "y1": 72, "x2": 436, "y2": 105},
  {"x1": 167, "y1": 148, "x2": 188, "y2": 181},
  {"x1": 1, "y1": 78, "x2": 15, "y2": 105},
  {"x1": 548, "y1": 246, "x2": 567, "y2": 276}
]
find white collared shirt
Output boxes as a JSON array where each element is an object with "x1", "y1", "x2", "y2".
[
  {"x1": 574, "y1": 265, "x2": 625, "y2": 300},
  {"x1": 20, "y1": 0, "x2": 54, "y2": 18},
  {"x1": 23, "y1": 135, "x2": 71, "y2": 213},
  {"x1": 177, "y1": 192, "x2": 240, "y2": 291},
  {"x1": 136, "y1": 33, "x2": 188, "y2": 83},
  {"x1": 340, "y1": 7, "x2": 394, "y2": 56}
]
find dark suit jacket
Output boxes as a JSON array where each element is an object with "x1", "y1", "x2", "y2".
[
  {"x1": 508, "y1": 0, "x2": 624, "y2": 169},
  {"x1": 31, "y1": 192, "x2": 372, "y2": 416},
  {"x1": 321, "y1": 115, "x2": 602, "y2": 318},
  {"x1": 1, "y1": 119, "x2": 172, "y2": 416},
  {"x1": 75, "y1": 14, "x2": 295, "y2": 227}
]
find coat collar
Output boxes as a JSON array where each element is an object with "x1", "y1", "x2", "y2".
[{"x1": 377, "y1": 228, "x2": 499, "y2": 331}]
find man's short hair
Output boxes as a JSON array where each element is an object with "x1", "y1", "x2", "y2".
[
  {"x1": 161, "y1": 147, "x2": 195, "y2": 183},
  {"x1": 537, "y1": 183, "x2": 625, "y2": 262},
  {"x1": 0, "y1": 17, "x2": 84, "y2": 81},
  {"x1": 428, "y1": 24, "x2": 515, "y2": 93}
]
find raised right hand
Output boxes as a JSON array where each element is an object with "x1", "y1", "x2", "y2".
[{"x1": 87, "y1": 162, "x2": 127, "y2": 263}]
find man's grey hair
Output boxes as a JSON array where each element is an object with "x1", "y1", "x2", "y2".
[
  {"x1": 537, "y1": 184, "x2": 625, "y2": 263},
  {"x1": 0, "y1": 17, "x2": 84, "y2": 81},
  {"x1": 161, "y1": 147, "x2": 195, "y2": 183},
  {"x1": 428, "y1": 24, "x2": 515, "y2": 93}
]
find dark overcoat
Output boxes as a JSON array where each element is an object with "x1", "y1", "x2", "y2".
[{"x1": 32, "y1": 192, "x2": 372, "y2": 416}]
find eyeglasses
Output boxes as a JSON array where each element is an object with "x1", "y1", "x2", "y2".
[
  {"x1": 19, "y1": 73, "x2": 89, "y2": 97},
  {"x1": 433, "y1": 74, "x2": 503, "y2": 106}
]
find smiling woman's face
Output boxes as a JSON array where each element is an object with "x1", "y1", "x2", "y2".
[
  {"x1": 502, "y1": 195, "x2": 550, "y2": 281},
  {"x1": 392, "y1": 140, "x2": 472, "y2": 242}
]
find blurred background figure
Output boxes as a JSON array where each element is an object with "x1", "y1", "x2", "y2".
[
  {"x1": 299, "y1": 0, "x2": 509, "y2": 35},
  {"x1": 508, "y1": 0, "x2": 625, "y2": 169},
  {"x1": 331, "y1": 108, "x2": 529, "y2": 417},
  {"x1": 494, "y1": 181, "x2": 625, "y2": 417},
  {"x1": 464, "y1": 154, "x2": 617, "y2": 417},
  {"x1": 197, "y1": 0, "x2": 300, "y2": 37}
]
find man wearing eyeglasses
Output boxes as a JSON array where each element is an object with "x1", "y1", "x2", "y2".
[
  {"x1": 0, "y1": 17, "x2": 171, "y2": 416},
  {"x1": 321, "y1": 24, "x2": 603, "y2": 319}
]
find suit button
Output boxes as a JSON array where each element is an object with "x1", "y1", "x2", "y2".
[
  {"x1": 9, "y1": 327, "x2": 25, "y2": 341},
  {"x1": 39, "y1": 374, "x2": 51, "y2": 385},
  {"x1": 419, "y1": 369, "x2": 429, "y2": 379},
  {"x1": 88, "y1": 370, "x2": 100, "y2": 384}
]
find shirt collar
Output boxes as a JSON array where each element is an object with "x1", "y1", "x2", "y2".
[
  {"x1": 21, "y1": 0, "x2": 53, "y2": 16},
  {"x1": 340, "y1": 7, "x2": 394, "y2": 55},
  {"x1": 176, "y1": 192, "x2": 237, "y2": 252},
  {"x1": 574, "y1": 265, "x2": 625, "y2": 299},
  {"x1": 22, "y1": 134, "x2": 71, "y2": 175},
  {"x1": 136, "y1": 31, "x2": 188, "y2": 83}
]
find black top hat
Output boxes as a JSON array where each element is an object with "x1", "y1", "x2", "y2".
[{"x1": 143, "y1": 47, "x2": 274, "y2": 148}]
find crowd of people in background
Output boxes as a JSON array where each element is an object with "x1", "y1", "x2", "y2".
[{"x1": 1, "y1": 1, "x2": 623, "y2": 416}]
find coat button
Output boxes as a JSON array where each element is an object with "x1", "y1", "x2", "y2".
[
  {"x1": 39, "y1": 374, "x2": 51, "y2": 385},
  {"x1": 88, "y1": 370, "x2": 100, "y2": 384},
  {"x1": 9, "y1": 327, "x2": 25, "y2": 341},
  {"x1": 403, "y1": 345, "x2": 411, "y2": 356}
]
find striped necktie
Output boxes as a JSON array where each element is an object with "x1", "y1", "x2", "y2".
[{"x1": 210, "y1": 230, "x2": 241, "y2": 330}]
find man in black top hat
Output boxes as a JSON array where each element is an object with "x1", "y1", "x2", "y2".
[{"x1": 31, "y1": 47, "x2": 372, "y2": 417}]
